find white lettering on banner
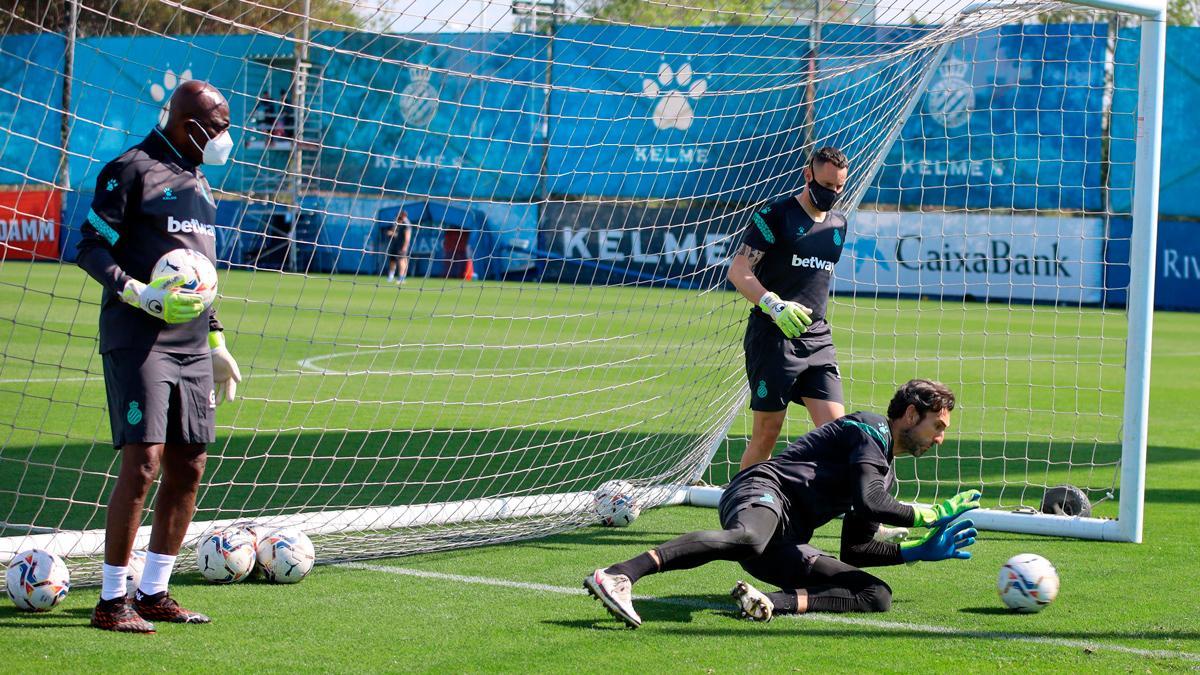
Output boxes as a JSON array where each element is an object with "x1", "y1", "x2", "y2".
[
  {"x1": 704, "y1": 233, "x2": 730, "y2": 266},
  {"x1": 558, "y1": 227, "x2": 731, "y2": 267},
  {"x1": 1162, "y1": 249, "x2": 1200, "y2": 280},
  {"x1": 599, "y1": 230, "x2": 623, "y2": 260},
  {"x1": 900, "y1": 159, "x2": 1005, "y2": 179},
  {"x1": 0, "y1": 219, "x2": 56, "y2": 242},
  {"x1": 167, "y1": 215, "x2": 216, "y2": 237},
  {"x1": 562, "y1": 227, "x2": 590, "y2": 258},
  {"x1": 662, "y1": 231, "x2": 698, "y2": 266},
  {"x1": 632, "y1": 145, "x2": 711, "y2": 165},
  {"x1": 791, "y1": 254, "x2": 835, "y2": 272},
  {"x1": 373, "y1": 154, "x2": 464, "y2": 169}
]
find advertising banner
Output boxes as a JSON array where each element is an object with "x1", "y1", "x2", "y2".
[
  {"x1": 839, "y1": 210, "x2": 1106, "y2": 304},
  {"x1": 539, "y1": 202, "x2": 743, "y2": 288},
  {"x1": 0, "y1": 189, "x2": 61, "y2": 261}
]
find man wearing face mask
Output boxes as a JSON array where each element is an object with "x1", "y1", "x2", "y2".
[
  {"x1": 726, "y1": 146, "x2": 856, "y2": 472},
  {"x1": 77, "y1": 80, "x2": 241, "y2": 633}
]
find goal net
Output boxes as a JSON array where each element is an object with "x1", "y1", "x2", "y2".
[{"x1": 0, "y1": 0, "x2": 1163, "y2": 586}]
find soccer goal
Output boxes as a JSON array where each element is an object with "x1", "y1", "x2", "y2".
[{"x1": 0, "y1": 0, "x2": 1165, "y2": 586}]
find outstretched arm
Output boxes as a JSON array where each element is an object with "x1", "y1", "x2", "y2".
[
  {"x1": 852, "y1": 463, "x2": 917, "y2": 528},
  {"x1": 840, "y1": 513, "x2": 905, "y2": 568}
]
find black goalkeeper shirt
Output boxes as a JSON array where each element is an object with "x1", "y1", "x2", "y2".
[
  {"x1": 740, "y1": 195, "x2": 847, "y2": 323},
  {"x1": 749, "y1": 411, "x2": 914, "y2": 533},
  {"x1": 76, "y1": 128, "x2": 221, "y2": 354}
]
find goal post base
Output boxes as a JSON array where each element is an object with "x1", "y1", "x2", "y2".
[{"x1": 678, "y1": 486, "x2": 1131, "y2": 542}]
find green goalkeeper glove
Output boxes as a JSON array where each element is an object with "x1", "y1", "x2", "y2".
[
  {"x1": 912, "y1": 489, "x2": 982, "y2": 528},
  {"x1": 758, "y1": 291, "x2": 813, "y2": 339},
  {"x1": 121, "y1": 274, "x2": 205, "y2": 324},
  {"x1": 209, "y1": 331, "x2": 242, "y2": 405},
  {"x1": 900, "y1": 518, "x2": 977, "y2": 563}
]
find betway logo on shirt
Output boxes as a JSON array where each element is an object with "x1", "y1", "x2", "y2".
[
  {"x1": 167, "y1": 215, "x2": 216, "y2": 237},
  {"x1": 791, "y1": 254, "x2": 835, "y2": 272}
]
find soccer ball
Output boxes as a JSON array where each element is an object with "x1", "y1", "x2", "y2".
[
  {"x1": 257, "y1": 528, "x2": 315, "y2": 584},
  {"x1": 152, "y1": 248, "x2": 218, "y2": 310},
  {"x1": 125, "y1": 550, "x2": 146, "y2": 596},
  {"x1": 593, "y1": 480, "x2": 641, "y2": 528},
  {"x1": 997, "y1": 553, "x2": 1060, "y2": 613},
  {"x1": 5, "y1": 549, "x2": 70, "y2": 612},
  {"x1": 196, "y1": 527, "x2": 257, "y2": 583}
]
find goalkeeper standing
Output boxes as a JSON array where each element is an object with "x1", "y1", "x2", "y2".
[
  {"x1": 585, "y1": 380, "x2": 981, "y2": 628},
  {"x1": 76, "y1": 81, "x2": 242, "y2": 633},
  {"x1": 727, "y1": 146, "x2": 852, "y2": 471}
]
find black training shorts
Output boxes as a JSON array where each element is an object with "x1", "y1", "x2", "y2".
[
  {"x1": 102, "y1": 349, "x2": 215, "y2": 448},
  {"x1": 743, "y1": 312, "x2": 843, "y2": 412}
]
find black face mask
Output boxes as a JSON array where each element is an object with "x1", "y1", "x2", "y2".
[{"x1": 807, "y1": 177, "x2": 841, "y2": 212}]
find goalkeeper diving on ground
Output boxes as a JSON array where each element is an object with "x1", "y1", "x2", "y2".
[{"x1": 584, "y1": 379, "x2": 981, "y2": 628}]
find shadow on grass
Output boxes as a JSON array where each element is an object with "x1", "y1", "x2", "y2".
[{"x1": 0, "y1": 603, "x2": 92, "y2": 629}]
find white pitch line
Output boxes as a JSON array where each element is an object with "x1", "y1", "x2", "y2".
[{"x1": 339, "y1": 562, "x2": 1200, "y2": 663}]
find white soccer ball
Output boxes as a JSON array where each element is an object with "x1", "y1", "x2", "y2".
[
  {"x1": 196, "y1": 527, "x2": 257, "y2": 584},
  {"x1": 593, "y1": 480, "x2": 641, "y2": 528},
  {"x1": 257, "y1": 528, "x2": 315, "y2": 584},
  {"x1": 125, "y1": 550, "x2": 146, "y2": 597},
  {"x1": 997, "y1": 553, "x2": 1060, "y2": 613},
  {"x1": 152, "y1": 248, "x2": 218, "y2": 310},
  {"x1": 5, "y1": 549, "x2": 70, "y2": 612}
]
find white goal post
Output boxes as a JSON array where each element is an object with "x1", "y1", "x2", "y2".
[{"x1": 0, "y1": 0, "x2": 1168, "y2": 588}]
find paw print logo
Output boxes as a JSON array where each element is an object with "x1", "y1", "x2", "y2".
[
  {"x1": 149, "y1": 66, "x2": 193, "y2": 126},
  {"x1": 105, "y1": 178, "x2": 118, "y2": 192},
  {"x1": 642, "y1": 61, "x2": 707, "y2": 132}
]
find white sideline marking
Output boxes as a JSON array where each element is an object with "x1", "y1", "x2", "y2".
[{"x1": 339, "y1": 562, "x2": 1200, "y2": 663}]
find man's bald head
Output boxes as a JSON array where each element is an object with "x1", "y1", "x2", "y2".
[{"x1": 162, "y1": 80, "x2": 231, "y2": 165}]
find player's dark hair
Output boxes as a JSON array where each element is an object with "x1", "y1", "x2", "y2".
[
  {"x1": 810, "y1": 146, "x2": 849, "y2": 170},
  {"x1": 887, "y1": 379, "x2": 956, "y2": 421}
]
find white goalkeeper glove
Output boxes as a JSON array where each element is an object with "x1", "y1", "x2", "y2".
[
  {"x1": 121, "y1": 274, "x2": 205, "y2": 324},
  {"x1": 758, "y1": 291, "x2": 813, "y2": 339},
  {"x1": 209, "y1": 331, "x2": 242, "y2": 405}
]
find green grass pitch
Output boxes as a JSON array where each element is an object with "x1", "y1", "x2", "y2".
[{"x1": 1, "y1": 261, "x2": 1198, "y2": 671}]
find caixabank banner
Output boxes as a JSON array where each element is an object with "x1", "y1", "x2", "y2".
[
  {"x1": 0, "y1": 189, "x2": 61, "y2": 261},
  {"x1": 838, "y1": 210, "x2": 1106, "y2": 304}
]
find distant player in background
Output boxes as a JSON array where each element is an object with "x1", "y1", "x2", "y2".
[
  {"x1": 585, "y1": 380, "x2": 981, "y2": 628},
  {"x1": 385, "y1": 211, "x2": 413, "y2": 285},
  {"x1": 76, "y1": 80, "x2": 242, "y2": 633},
  {"x1": 727, "y1": 147, "x2": 851, "y2": 471}
]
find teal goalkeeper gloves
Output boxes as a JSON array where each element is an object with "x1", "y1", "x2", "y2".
[
  {"x1": 209, "y1": 331, "x2": 242, "y2": 405},
  {"x1": 758, "y1": 291, "x2": 813, "y2": 339},
  {"x1": 900, "y1": 518, "x2": 977, "y2": 563},
  {"x1": 121, "y1": 274, "x2": 205, "y2": 324},
  {"x1": 912, "y1": 489, "x2": 982, "y2": 528}
]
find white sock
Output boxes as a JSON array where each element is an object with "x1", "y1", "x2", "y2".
[
  {"x1": 137, "y1": 551, "x2": 177, "y2": 597},
  {"x1": 387, "y1": 273, "x2": 394, "y2": 281},
  {"x1": 100, "y1": 563, "x2": 129, "y2": 601}
]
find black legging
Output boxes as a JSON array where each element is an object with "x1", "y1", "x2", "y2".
[
  {"x1": 743, "y1": 552, "x2": 892, "y2": 613},
  {"x1": 653, "y1": 504, "x2": 780, "y2": 571},
  {"x1": 652, "y1": 505, "x2": 892, "y2": 613}
]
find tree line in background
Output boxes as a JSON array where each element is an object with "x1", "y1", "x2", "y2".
[{"x1": 0, "y1": 0, "x2": 1194, "y2": 37}]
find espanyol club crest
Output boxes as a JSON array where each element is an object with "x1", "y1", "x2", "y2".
[
  {"x1": 925, "y1": 57, "x2": 973, "y2": 130},
  {"x1": 400, "y1": 66, "x2": 439, "y2": 128}
]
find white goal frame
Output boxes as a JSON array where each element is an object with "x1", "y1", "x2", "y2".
[
  {"x1": 0, "y1": 0, "x2": 1167, "y2": 568},
  {"x1": 683, "y1": 0, "x2": 1167, "y2": 544}
]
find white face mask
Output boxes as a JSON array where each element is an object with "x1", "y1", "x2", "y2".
[{"x1": 189, "y1": 120, "x2": 234, "y2": 166}]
